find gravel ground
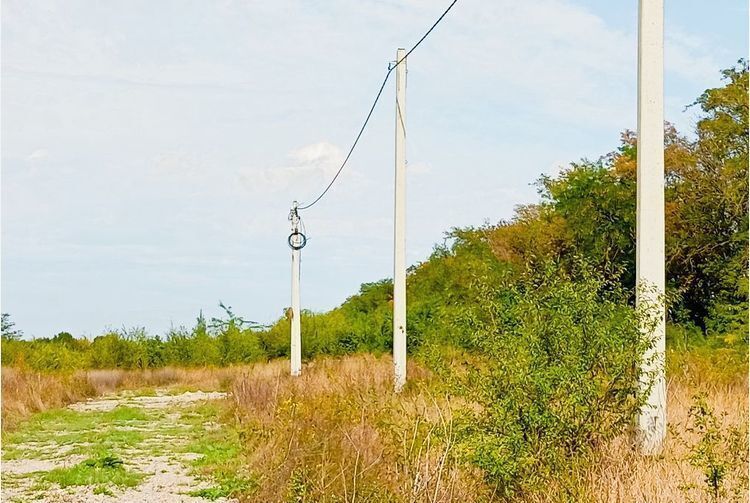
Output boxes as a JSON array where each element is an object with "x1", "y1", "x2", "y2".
[{"x1": 1, "y1": 390, "x2": 238, "y2": 503}]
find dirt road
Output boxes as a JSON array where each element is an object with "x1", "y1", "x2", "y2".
[{"x1": 1, "y1": 389, "x2": 239, "y2": 503}]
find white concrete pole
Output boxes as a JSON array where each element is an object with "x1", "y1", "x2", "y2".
[
  {"x1": 393, "y1": 48, "x2": 407, "y2": 392},
  {"x1": 290, "y1": 203, "x2": 302, "y2": 377},
  {"x1": 635, "y1": 0, "x2": 666, "y2": 454}
]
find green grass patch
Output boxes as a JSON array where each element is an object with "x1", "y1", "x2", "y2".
[
  {"x1": 92, "y1": 426, "x2": 145, "y2": 446},
  {"x1": 36, "y1": 422, "x2": 147, "y2": 456},
  {"x1": 3, "y1": 392, "x2": 252, "y2": 497},
  {"x1": 179, "y1": 403, "x2": 224, "y2": 425},
  {"x1": 182, "y1": 404, "x2": 240, "y2": 465},
  {"x1": 185, "y1": 436, "x2": 241, "y2": 467},
  {"x1": 180, "y1": 404, "x2": 257, "y2": 499},
  {"x1": 103, "y1": 406, "x2": 150, "y2": 423},
  {"x1": 7, "y1": 409, "x2": 99, "y2": 439},
  {"x1": 129, "y1": 388, "x2": 158, "y2": 397},
  {"x1": 42, "y1": 452, "x2": 143, "y2": 488},
  {"x1": 1, "y1": 445, "x2": 27, "y2": 460},
  {"x1": 93, "y1": 485, "x2": 115, "y2": 496},
  {"x1": 188, "y1": 474, "x2": 258, "y2": 500},
  {"x1": 2, "y1": 406, "x2": 153, "y2": 496},
  {"x1": 4, "y1": 405, "x2": 153, "y2": 459},
  {"x1": 5, "y1": 406, "x2": 151, "y2": 444},
  {"x1": 28, "y1": 480, "x2": 52, "y2": 492}
]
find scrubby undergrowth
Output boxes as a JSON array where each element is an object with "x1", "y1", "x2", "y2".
[{"x1": 226, "y1": 354, "x2": 747, "y2": 502}]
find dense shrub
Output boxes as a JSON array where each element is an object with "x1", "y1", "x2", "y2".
[{"x1": 424, "y1": 263, "x2": 650, "y2": 497}]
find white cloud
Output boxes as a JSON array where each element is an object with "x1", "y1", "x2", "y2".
[
  {"x1": 25, "y1": 148, "x2": 48, "y2": 162},
  {"x1": 238, "y1": 142, "x2": 344, "y2": 194},
  {"x1": 666, "y1": 29, "x2": 722, "y2": 85}
]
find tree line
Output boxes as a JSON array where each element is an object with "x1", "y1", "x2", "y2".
[{"x1": 2, "y1": 61, "x2": 747, "y2": 372}]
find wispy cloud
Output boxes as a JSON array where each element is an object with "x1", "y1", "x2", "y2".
[
  {"x1": 238, "y1": 142, "x2": 344, "y2": 194},
  {"x1": 666, "y1": 28, "x2": 723, "y2": 85},
  {"x1": 25, "y1": 148, "x2": 49, "y2": 162}
]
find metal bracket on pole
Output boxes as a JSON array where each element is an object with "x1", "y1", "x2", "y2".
[{"x1": 288, "y1": 202, "x2": 307, "y2": 250}]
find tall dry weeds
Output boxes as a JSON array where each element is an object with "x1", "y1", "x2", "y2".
[
  {"x1": 231, "y1": 354, "x2": 490, "y2": 502},
  {"x1": 581, "y1": 378, "x2": 749, "y2": 503},
  {"x1": 1, "y1": 367, "x2": 96, "y2": 429},
  {"x1": 231, "y1": 355, "x2": 748, "y2": 503}
]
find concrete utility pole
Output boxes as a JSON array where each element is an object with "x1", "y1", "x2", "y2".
[
  {"x1": 635, "y1": 0, "x2": 666, "y2": 454},
  {"x1": 393, "y1": 48, "x2": 407, "y2": 392},
  {"x1": 289, "y1": 202, "x2": 302, "y2": 376}
]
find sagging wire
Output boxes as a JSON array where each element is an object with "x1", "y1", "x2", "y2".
[
  {"x1": 295, "y1": 0, "x2": 458, "y2": 212},
  {"x1": 287, "y1": 0, "x2": 459, "y2": 252}
]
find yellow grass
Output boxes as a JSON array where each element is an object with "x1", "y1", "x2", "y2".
[
  {"x1": 231, "y1": 355, "x2": 490, "y2": 502},
  {"x1": 230, "y1": 355, "x2": 748, "y2": 503},
  {"x1": 583, "y1": 379, "x2": 748, "y2": 503}
]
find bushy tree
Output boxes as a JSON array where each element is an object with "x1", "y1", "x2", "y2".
[
  {"x1": 483, "y1": 62, "x2": 747, "y2": 334},
  {"x1": 427, "y1": 262, "x2": 649, "y2": 497},
  {"x1": 671, "y1": 60, "x2": 749, "y2": 330}
]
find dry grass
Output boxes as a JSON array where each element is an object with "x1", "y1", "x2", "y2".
[
  {"x1": 231, "y1": 355, "x2": 490, "y2": 502},
  {"x1": 582, "y1": 378, "x2": 749, "y2": 503},
  {"x1": 1, "y1": 367, "x2": 95, "y2": 429},
  {"x1": 231, "y1": 355, "x2": 748, "y2": 503},
  {"x1": 1, "y1": 366, "x2": 238, "y2": 430}
]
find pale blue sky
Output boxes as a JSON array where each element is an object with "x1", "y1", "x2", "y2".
[{"x1": 2, "y1": 0, "x2": 747, "y2": 338}]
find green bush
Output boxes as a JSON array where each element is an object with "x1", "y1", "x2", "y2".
[
  {"x1": 425, "y1": 262, "x2": 650, "y2": 498},
  {"x1": 676, "y1": 393, "x2": 749, "y2": 502}
]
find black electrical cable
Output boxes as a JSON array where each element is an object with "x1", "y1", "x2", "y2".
[
  {"x1": 297, "y1": 71, "x2": 391, "y2": 211},
  {"x1": 297, "y1": 0, "x2": 459, "y2": 211},
  {"x1": 288, "y1": 231, "x2": 307, "y2": 250},
  {"x1": 399, "y1": 0, "x2": 459, "y2": 63}
]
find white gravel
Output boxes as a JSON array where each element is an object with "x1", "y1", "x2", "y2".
[
  {"x1": 68, "y1": 391, "x2": 228, "y2": 412},
  {"x1": 1, "y1": 457, "x2": 85, "y2": 475}
]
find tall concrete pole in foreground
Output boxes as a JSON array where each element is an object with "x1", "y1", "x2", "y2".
[
  {"x1": 635, "y1": 0, "x2": 666, "y2": 454},
  {"x1": 393, "y1": 48, "x2": 407, "y2": 392},
  {"x1": 290, "y1": 203, "x2": 302, "y2": 376}
]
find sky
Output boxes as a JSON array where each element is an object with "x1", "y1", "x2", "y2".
[{"x1": 2, "y1": 0, "x2": 748, "y2": 338}]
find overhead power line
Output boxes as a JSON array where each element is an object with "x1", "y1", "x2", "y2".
[{"x1": 297, "y1": 0, "x2": 459, "y2": 211}]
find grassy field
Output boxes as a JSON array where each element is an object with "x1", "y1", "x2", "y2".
[{"x1": 1, "y1": 351, "x2": 747, "y2": 502}]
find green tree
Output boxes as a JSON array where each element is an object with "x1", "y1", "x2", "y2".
[
  {"x1": 192, "y1": 314, "x2": 221, "y2": 366},
  {"x1": 1, "y1": 313, "x2": 23, "y2": 340},
  {"x1": 671, "y1": 60, "x2": 749, "y2": 331}
]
